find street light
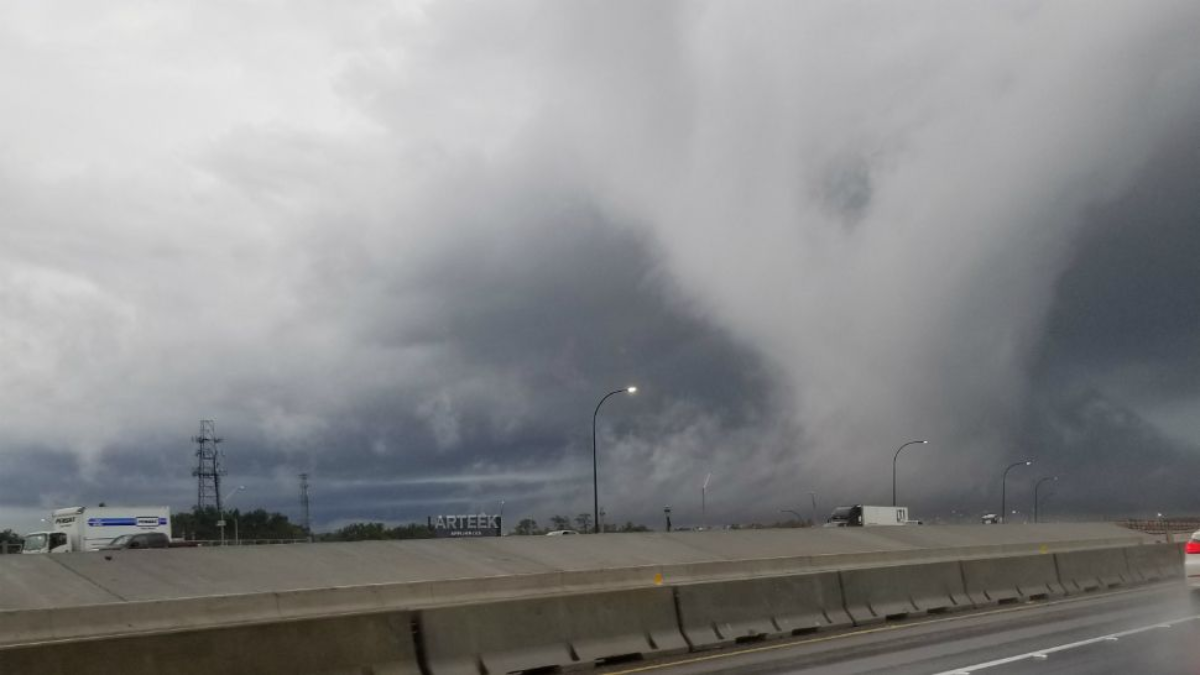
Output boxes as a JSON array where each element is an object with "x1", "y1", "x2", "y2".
[
  {"x1": 1000, "y1": 460, "x2": 1033, "y2": 524},
  {"x1": 664, "y1": 505, "x2": 672, "y2": 532},
  {"x1": 592, "y1": 386, "x2": 637, "y2": 534},
  {"x1": 702, "y1": 473, "x2": 712, "y2": 529},
  {"x1": 1033, "y1": 476, "x2": 1058, "y2": 523},
  {"x1": 892, "y1": 440, "x2": 928, "y2": 506},
  {"x1": 219, "y1": 485, "x2": 246, "y2": 546},
  {"x1": 809, "y1": 492, "x2": 819, "y2": 525}
]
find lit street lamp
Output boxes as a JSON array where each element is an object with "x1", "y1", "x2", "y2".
[
  {"x1": 593, "y1": 386, "x2": 637, "y2": 534},
  {"x1": 892, "y1": 440, "x2": 928, "y2": 506},
  {"x1": 1033, "y1": 476, "x2": 1058, "y2": 523},
  {"x1": 1000, "y1": 460, "x2": 1033, "y2": 524}
]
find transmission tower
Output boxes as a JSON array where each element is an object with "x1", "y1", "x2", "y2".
[
  {"x1": 192, "y1": 420, "x2": 225, "y2": 512},
  {"x1": 299, "y1": 473, "x2": 312, "y2": 541}
]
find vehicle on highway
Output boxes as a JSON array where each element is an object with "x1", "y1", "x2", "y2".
[
  {"x1": 825, "y1": 505, "x2": 910, "y2": 527},
  {"x1": 981, "y1": 513, "x2": 1000, "y2": 524},
  {"x1": 1185, "y1": 530, "x2": 1200, "y2": 591},
  {"x1": 22, "y1": 505, "x2": 172, "y2": 553},
  {"x1": 101, "y1": 532, "x2": 171, "y2": 550},
  {"x1": 545, "y1": 530, "x2": 579, "y2": 536}
]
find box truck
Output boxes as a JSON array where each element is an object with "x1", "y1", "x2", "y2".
[
  {"x1": 22, "y1": 506, "x2": 171, "y2": 554},
  {"x1": 825, "y1": 505, "x2": 910, "y2": 527}
]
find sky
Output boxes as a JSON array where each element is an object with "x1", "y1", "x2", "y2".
[{"x1": 2, "y1": 1, "x2": 1199, "y2": 533}]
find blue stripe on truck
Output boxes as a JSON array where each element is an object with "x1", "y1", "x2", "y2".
[{"x1": 86, "y1": 517, "x2": 168, "y2": 527}]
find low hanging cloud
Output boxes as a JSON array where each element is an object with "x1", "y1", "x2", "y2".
[{"x1": 1, "y1": 2, "x2": 1199, "y2": 531}]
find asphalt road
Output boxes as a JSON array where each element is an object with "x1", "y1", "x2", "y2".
[{"x1": 602, "y1": 581, "x2": 1198, "y2": 675}]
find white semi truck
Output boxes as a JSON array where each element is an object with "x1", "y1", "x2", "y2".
[
  {"x1": 22, "y1": 506, "x2": 172, "y2": 554},
  {"x1": 825, "y1": 505, "x2": 911, "y2": 527}
]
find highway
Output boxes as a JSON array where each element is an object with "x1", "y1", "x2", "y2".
[{"x1": 602, "y1": 581, "x2": 1195, "y2": 675}]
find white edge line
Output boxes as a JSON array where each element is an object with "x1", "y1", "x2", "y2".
[{"x1": 930, "y1": 615, "x2": 1200, "y2": 674}]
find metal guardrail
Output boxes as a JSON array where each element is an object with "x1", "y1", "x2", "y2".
[
  {"x1": 0, "y1": 539, "x2": 306, "y2": 553},
  {"x1": 1116, "y1": 518, "x2": 1198, "y2": 542},
  {"x1": 176, "y1": 538, "x2": 310, "y2": 547}
]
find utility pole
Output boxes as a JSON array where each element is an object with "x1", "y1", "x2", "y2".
[
  {"x1": 192, "y1": 420, "x2": 225, "y2": 512},
  {"x1": 299, "y1": 473, "x2": 312, "y2": 541}
]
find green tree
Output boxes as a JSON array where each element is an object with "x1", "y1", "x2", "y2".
[
  {"x1": 513, "y1": 518, "x2": 541, "y2": 535},
  {"x1": 574, "y1": 513, "x2": 593, "y2": 533},
  {"x1": 549, "y1": 515, "x2": 571, "y2": 531},
  {"x1": 389, "y1": 523, "x2": 434, "y2": 540},
  {"x1": 172, "y1": 507, "x2": 305, "y2": 542},
  {"x1": 317, "y1": 522, "x2": 434, "y2": 542},
  {"x1": 329, "y1": 522, "x2": 391, "y2": 541},
  {"x1": 234, "y1": 509, "x2": 307, "y2": 541},
  {"x1": 172, "y1": 507, "x2": 222, "y2": 541}
]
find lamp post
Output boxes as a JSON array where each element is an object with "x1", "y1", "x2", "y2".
[
  {"x1": 1033, "y1": 476, "x2": 1058, "y2": 523},
  {"x1": 219, "y1": 485, "x2": 246, "y2": 546},
  {"x1": 592, "y1": 386, "x2": 637, "y2": 534},
  {"x1": 702, "y1": 473, "x2": 712, "y2": 529},
  {"x1": 892, "y1": 440, "x2": 928, "y2": 506},
  {"x1": 664, "y1": 505, "x2": 672, "y2": 532},
  {"x1": 809, "y1": 492, "x2": 819, "y2": 525},
  {"x1": 1000, "y1": 460, "x2": 1033, "y2": 524}
]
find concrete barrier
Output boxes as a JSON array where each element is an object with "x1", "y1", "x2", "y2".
[
  {"x1": 839, "y1": 561, "x2": 971, "y2": 625},
  {"x1": 419, "y1": 587, "x2": 686, "y2": 675},
  {"x1": 0, "y1": 524, "x2": 1167, "y2": 665},
  {"x1": 961, "y1": 554, "x2": 1065, "y2": 606},
  {"x1": 0, "y1": 611, "x2": 420, "y2": 675},
  {"x1": 674, "y1": 572, "x2": 850, "y2": 649},
  {"x1": 1055, "y1": 548, "x2": 1132, "y2": 593},
  {"x1": 1124, "y1": 543, "x2": 1182, "y2": 583}
]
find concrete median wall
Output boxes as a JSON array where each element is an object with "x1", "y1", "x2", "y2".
[
  {"x1": 1055, "y1": 547, "x2": 1133, "y2": 592},
  {"x1": 961, "y1": 553, "x2": 1066, "y2": 606},
  {"x1": 1124, "y1": 543, "x2": 1182, "y2": 583},
  {"x1": 839, "y1": 561, "x2": 971, "y2": 625},
  {"x1": 0, "y1": 524, "x2": 1171, "y2": 674},
  {"x1": 0, "y1": 611, "x2": 420, "y2": 675},
  {"x1": 419, "y1": 587, "x2": 686, "y2": 675},
  {"x1": 674, "y1": 572, "x2": 849, "y2": 649}
]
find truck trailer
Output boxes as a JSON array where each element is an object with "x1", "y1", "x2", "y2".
[
  {"x1": 825, "y1": 504, "x2": 911, "y2": 527},
  {"x1": 22, "y1": 506, "x2": 171, "y2": 554}
]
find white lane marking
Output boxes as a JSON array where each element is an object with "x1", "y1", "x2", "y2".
[{"x1": 931, "y1": 615, "x2": 1200, "y2": 674}]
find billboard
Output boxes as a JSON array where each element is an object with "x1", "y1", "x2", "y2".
[{"x1": 430, "y1": 513, "x2": 502, "y2": 538}]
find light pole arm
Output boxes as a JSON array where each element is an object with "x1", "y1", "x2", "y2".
[
  {"x1": 593, "y1": 389, "x2": 627, "y2": 535},
  {"x1": 1001, "y1": 461, "x2": 1030, "y2": 524},
  {"x1": 892, "y1": 440, "x2": 926, "y2": 507}
]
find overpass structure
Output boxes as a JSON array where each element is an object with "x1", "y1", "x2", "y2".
[{"x1": 0, "y1": 524, "x2": 1181, "y2": 674}]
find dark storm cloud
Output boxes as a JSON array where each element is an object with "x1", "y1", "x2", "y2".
[
  {"x1": 1037, "y1": 126, "x2": 1200, "y2": 398},
  {"x1": 4, "y1": 2, "x2": 1200, "y2": 532}
]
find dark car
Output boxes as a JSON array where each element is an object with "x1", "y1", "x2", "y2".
[{"x1": 101, "y1": 532, "x2": 170, "y2": 550}]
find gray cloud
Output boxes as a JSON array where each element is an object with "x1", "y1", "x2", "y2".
[{"x1": 2, "y1": 2, "x2": 1200, "y2": 532}]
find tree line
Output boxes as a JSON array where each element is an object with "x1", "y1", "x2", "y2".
[{"x1": 5, "y1": 511, "x2": 811, "y2": 549}]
